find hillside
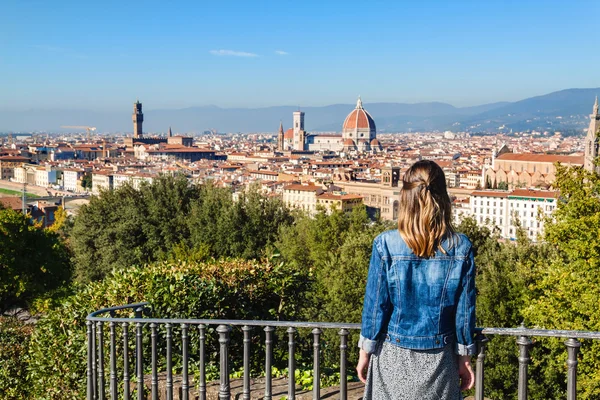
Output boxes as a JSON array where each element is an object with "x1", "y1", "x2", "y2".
[{"x1": 0, "y1": 88, "x2": 598, "y2": 133}]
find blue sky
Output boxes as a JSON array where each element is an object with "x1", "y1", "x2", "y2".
[{"x1": 1, "y1": 0, "x2": 599, "y2": 110}]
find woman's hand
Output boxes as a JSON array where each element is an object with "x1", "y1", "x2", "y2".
[
  {"x1": 458, "y1": 355, "x2": 474, "y2": 390},
  {"x1": 356, "y1": 349, "x2": 371, "y2": 383}
]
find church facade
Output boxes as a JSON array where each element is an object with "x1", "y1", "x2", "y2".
[
  {"x1": 584, "y1": 97, "x2": 600, "y2": 174},
  {"x1": 277, "y1": 97, "x2": 382, "y2": 153}
]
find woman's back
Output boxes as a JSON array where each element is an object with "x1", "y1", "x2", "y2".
[{"x1": 361, "y1": 229, "x2": 475, "y2": 354}]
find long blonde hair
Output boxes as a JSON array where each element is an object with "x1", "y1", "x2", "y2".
[{"x1": 398, "y1": 160, "x2": 454, "y2": 258}]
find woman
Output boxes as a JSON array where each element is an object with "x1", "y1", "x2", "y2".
[{"x1": 357, "y1": 160, "x2": 476, "y2": 399}]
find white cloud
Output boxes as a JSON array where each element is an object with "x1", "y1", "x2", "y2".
[
  {"x1": 275, "y1": 50, "x2": 289, "y2": 55},
  {"x1": 210, "y1": 49, "x2": 258, "y2": 57}
]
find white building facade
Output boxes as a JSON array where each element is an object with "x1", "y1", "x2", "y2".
[
  {"x1": 469, "y1": 189, "x2": 557, "y2": 241},
  {"x1": 282, "y1": 183, "x2": 324, "y2": 215}
]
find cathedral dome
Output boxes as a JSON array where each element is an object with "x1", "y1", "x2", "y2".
[{"x1": 342, "y1": 97, "x2": 376, "y2": 133}]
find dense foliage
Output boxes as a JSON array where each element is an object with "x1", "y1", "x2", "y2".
[
  {"x1": 27, "y1": 258, "x2": 309, "y2": 399},
  {"x1": 71, "y1": 176, "x2": 293, "y2": 283},
  {"x1": 0, "y1": 317, "x2": 34, "y2": 399},
  {"x1": 522, "y1": 165, "x2": 600, "y2": 399},
  {"x1": 0, "y1": 207, "x2": 72, "y2": 311}
]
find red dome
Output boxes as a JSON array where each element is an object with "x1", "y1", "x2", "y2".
[
  {"x1": 342, "y1": 97, "x2": 376, "y2": 132},
  {"x1": 343, "y1": 139, "x2": 356, "y2": 146}
]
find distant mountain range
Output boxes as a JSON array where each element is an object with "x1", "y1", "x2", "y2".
[{"x1": 1, "y1": 88, "x2": 598, "y2": 134}]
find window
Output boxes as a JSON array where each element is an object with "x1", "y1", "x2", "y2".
[
  {"x1": 500, "y1": 218, "x2": 503, "y2": 224},
  {"x1": 493, "y1": 202, "x2": 496, "y2": 207},
  {"x1": 487, "y1": 201, "x2": 490, "y2": 206}
]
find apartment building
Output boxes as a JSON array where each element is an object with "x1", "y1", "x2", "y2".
[
  {"x1": 282, "y1": 183, "x2": 324, "y2": 215},
  {"x1": 316, "y1": 193, "x2": 364, "y2": 214},
  {"x1": 470, "y1": 189, "x2": 557, "y2": 240},
  {"x1": 62, "y1": 168, "x2": 86, "y2": 192}
]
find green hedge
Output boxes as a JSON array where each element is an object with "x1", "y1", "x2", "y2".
[
  {"x1": 0, "y1": 317, "x2": 34, "y2": 399},
  {"x1": 26, "y1": 258, "x2": 309, "y2": 400}
]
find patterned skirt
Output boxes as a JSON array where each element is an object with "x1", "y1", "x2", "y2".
[{"x1": 363, "y1": 341, "x2": 463, "y2": 400}]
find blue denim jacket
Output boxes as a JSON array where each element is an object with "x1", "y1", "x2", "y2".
[{"x1": 359, "y1": 230, "x2": 476, "y2": 356}]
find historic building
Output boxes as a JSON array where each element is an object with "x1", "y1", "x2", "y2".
[
  {"x1": 482, "y1": 146, "x2": 583, "y2": 189},
  {"x1": 277, "y1": 97, "x2": 382, "y2": 153},
  {"x1": 124, "y1": 101, "x2": 169, "y2": 147},
  {"x1": 333, "y1": 166, "x2": 401, "y2": 221},
  {"x1": 341, "y1": 97, "x2": 381, "y2": 152},
  {"x1": 584, "y1": 97, "x2": 600, "y2": 174}
]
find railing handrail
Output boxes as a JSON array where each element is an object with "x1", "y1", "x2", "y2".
[
  {"x1": 85, "y1": 302, "x2": 596, "y2": 400},
  {"x1": 87, "y1": 301, "x2": 600, "y2": 340}
]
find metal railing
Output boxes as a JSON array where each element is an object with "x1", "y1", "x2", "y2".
[{"x1": 87, "y1": 302, "x2": 600, "y2": 400}]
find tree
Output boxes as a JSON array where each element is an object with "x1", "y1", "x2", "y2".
[
  {"x1": 80, "y1": 173, "x2": 92, "y2": 190},
  {"x1": 187, "y1": 183, "x2": 293, "y2": 260},
  {"x1": 0, "y1": 208, "x2": 72, "y2": 310},
  {"x1": 70, "y1": 174, "x2": 200, "y2": 283},
  {"x1": 523, "y1": 164, "x2": 600, "y2": 399}
]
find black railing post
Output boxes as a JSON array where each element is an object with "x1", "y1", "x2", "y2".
[
  {"x1": 198, "y1": 324, "x2": 206, "y2": 400},
  {"x1": 87, "y1": 321, "x2": 93, "y2": 400},
  {"x1": 165, "y1": 323, "x2": 173, "y2": 400},
  {"x1": 181, "y1": 323, "x2": 190, "y2": 400},
  {"x1": 242, "y1": 325, "x2": 253, "y2": 400},
  {"x1": 339, "y1": 329, "x2": 349, "y2": 400},
  {"x1": 122, "y1": 322, "x2": 130, "y2": 400},
  {"x1": 97, "y1": 321, "x2": 105, "y2": 400},
  {"x1": 109, "y1": 319, "x2": 117, "y2": 400},
  {"x1": 312, "y1": 328, "x2": 322, "y2": 400},
  {"x1": 92, "y1": 321, "x2": 97, "y2": 400},
  {"x1": 287, "y1": 327, "x2": 297, "y2": 400},
  {"x1": 475, "y1": 333, "x2": 489, "y2": 400},
  {"x1": 150, "y1": 323, "x2": 158, "y2": 400},
  {"x1": 135, "y1": 320, "x2": 143, "y2": 400},
  {"x1": 217, "y1": 325, "x2": 232, "y2": 400},
  {"x1": 516, "y1": 334, "x2": 533, "y2": 400},
  {"x1": 264, "y1": 326, "x2": 275, "y2": 400},
  {"x1": 565, "y1": 338, "x2": 581, "y2": 400}
]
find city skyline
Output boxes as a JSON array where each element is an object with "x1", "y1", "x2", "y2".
[{"x1": 2, "y1": 0, "x2": 600, "y2": 111}]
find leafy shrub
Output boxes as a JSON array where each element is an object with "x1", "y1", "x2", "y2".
[
  {"x1": 0, "y1": 317, "x2": 34, "y2": 399},
  {"x1": 27, "y1": 258, "x2": 309, "y2": 399},
  {"x1": 0, "y1": 208, "x2": 72, "y2": 311}
]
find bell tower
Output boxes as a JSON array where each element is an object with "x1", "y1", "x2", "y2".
[
  {"x1": 133, "y1": 100, "x2": 144, "y2": 139},
  {"x1": 292, "y1": 110, "x2": 305, "y2": 151},
  {"x1": 584, "y1": 97, "x2": 600, "y2": 174}
]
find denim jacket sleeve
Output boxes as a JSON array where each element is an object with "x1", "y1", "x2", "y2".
[
  {"x1": 455, "y1": 243, "x2": 476, "y2": 356},
  {"x1": 358, "y1": 237, "x2": 392, "y2": 354}
]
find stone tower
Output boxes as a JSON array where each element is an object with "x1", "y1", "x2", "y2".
[
  {"x1": 293, "y1": 111, "x2": 305, "y2": 150},
  {"x1": 381, "y1": 166, "x2": 401, "y2": 187},
  {"x1": 133, "y1": 100, "x2": 144, "y2": 139},
  {"x1": 584, "y1": 97, "x2": 600, "y2": 174},
  {"x1": 277, "y1": 121, "x2": 284, "y2": 151},
  {"x1": 168, "y1": 126, "x2": 173, "y2": 138}
]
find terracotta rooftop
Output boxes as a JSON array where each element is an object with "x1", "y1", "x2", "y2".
[
  {"x1": 283, "y1": 184, "x2": 322, "y2": 192},
  {"x1": 496, "y1": 153, "x2": 584, "y2": 165},
  {"x1": 510, "y1": 189, "x2": 558, "y2": 199}
]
